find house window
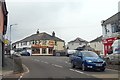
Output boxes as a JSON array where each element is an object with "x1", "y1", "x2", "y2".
[
  {"x1": 112, "y1": 24, "x2": 117, "y2": 33},
  {"x1": 29, "y1": 42, "x2": 31, "y2": 45},
  {"x1": 23, "y1": 42, "x2": 27, "y2": 45},
  {"x1": 35, "y1": 41, "x2": 37, "y2": 45},
  {"x1": 105, "y1": 26, "x2": 109, "y2": 34},
  {"x1": 21, "y1": 43, "x2": 22, "y2": 46},
  {"x1": 55, "y1": 41, "x2": 57, "y2": 46},
  {"x1": 32, "y1": 41, "x2": 35, "y2": 44},
  {"x1": 79, "y1": 43, "x2": 81, "y2": 45},
  {"x1": 42, "y1": 40, "x2": 47, "y2": 45},
  {"x1": 42, "y1": 48, "x2": 46, "y2": 54},
  {"x1": 39, "y1": 40, "x2": 41, "y2": 44}
]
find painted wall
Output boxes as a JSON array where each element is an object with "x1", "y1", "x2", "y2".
[
  {"x1": 67, "y1": 42, "x2": 86, "y2": 50},
  {"x1": 0, "y1": 3, "x2": 4, "y2": 34},
  {"x1": 0, "y1": 2, "x2": 4, "y2": 68},
  {"x1": 54, "y1": 41, "x2": 65, "y2": 50},
  {"x1": 90, "y1": 42, "x2": 103, "y2": 52}
]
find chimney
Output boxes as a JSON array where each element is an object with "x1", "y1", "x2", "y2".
[
  {"x1": 52, "y1": 31, "x2": 55, "y2": 37},
  {"x1": 36, "y1": 29, "x2": 39, "y2": 34}
]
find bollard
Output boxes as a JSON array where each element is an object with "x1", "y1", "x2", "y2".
[{"x1": 13, "y1": 54, "x2": 24, "y2": 73}]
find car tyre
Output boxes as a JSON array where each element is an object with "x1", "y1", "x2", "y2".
[
  {"x1": 100, "y1": 68, "x2": 105, "y2": 72},
  {"x1": 82, "y1": 63, "x2": 87, "y2": 71},
  {"x1": 71, "y1": 61, "x2": 75, "y2": 68},
  {"x1": 106, "y1": 58, "x2": 111, "y2": 64}
]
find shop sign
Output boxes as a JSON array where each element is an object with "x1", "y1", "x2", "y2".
[{"x1": 48, "y1": 40, "x2": 55, "y2": 46}]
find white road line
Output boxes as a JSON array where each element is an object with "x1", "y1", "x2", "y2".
[
  {"x1": 34, "y1": 59, "x2": 39, "y2": 62},
  {"x1": 18, "y1": 64, "x2": 30, "y2": 80},
  {"x1": 106, "y1": 69, "x2": 120, "y2": 72},
  {"x1": 44, "y1": 62, "x2": 48, "y2": 64},
  {"x1": 65, "y1": 61, "x2": 71, "y2": 64},
  {"x1": 52, "y1": 64, "x2": 63, "y2": 68},
  {"x1": 69, "y1": 69, "x2": 87, "y2": 75},
  {"x1": 41, "y1": 61, "x2": 44, "y2": 63},
  {"x1": 74, "y1": 70, "x2": 84, "y2": 74}
]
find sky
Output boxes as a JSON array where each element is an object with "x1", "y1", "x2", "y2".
[{"x1": 5, "y1": 0, "x2": 120, "y2": 44}]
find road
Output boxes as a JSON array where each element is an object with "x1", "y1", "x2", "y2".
[{"x1": 20, "y1": 56, "x2": 119, "y2": 80}]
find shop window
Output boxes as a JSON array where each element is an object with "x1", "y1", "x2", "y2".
[
  {"x1": 42, "y1": 48, "x2": 46, "y2": 54},
  {"x1": 49, "y1": 48, "x2": 53, "y2": 54},
  {"x1": 32, "y1": 48, "x2": 40, "y2": 54}
]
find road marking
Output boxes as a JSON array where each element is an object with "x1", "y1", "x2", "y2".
[
  {"x1": 41, "y1": 61, "x2": 43, "y2": 62},
  {"x1": 18, "y1": 64, "x2": 30, "y2": 80},
  {"x1": 34, "y1": 59, "x2": 39, "y2": 62},
  {"x1": 44, "y1": 62, "x2": 48, "y2": 64},
  {"x1": 52, "y1": 64, "x2": 63, "y2": 68},
  {"x1": 106, "y1": 69, "x2": 120, "y2": 72},
  {"x1": 69, "y1": 69, "x2": 86, "y2": 74},
  {"x1": 65, "y1": 61, "x2": 71, "y2": 64},
  {"x1": 74, "y1": 70, "x2": 84, "y2": 74}
]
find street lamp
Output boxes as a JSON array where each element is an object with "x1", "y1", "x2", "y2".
[{"x1": 9, "y1": 24, "x2": 17, "y2": 51}]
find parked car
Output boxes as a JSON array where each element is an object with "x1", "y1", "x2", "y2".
[
  {"x1": 20, "y1": 51, "x2": 30, "y2": 56},
  {"x1": 70, "y1": 51, "x2": 106, "y2": 71},
  {"x1": 66, "y1": 50, "x2": 77, "y2": 57},
  {"x1": 105, "y1": 39, "x2": 120, "y2": 64}
]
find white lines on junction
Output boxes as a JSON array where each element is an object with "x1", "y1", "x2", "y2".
[
  {"x1": 52, "y1": 64, "x2": 63, "y2": 68},
  {"x1": 34, "y1": 59, "x2": 39, "y2": 62},
  {"x1": 65, "y1": 61, "x2": 71, "y2": 64},
  {"x1": 69, "y1": 69, "x2": 84, "y2": 74}
]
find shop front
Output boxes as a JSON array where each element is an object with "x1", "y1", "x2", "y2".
[
  {"x1": 31, "y1": 40, "x2": 55, "y2": 55},
  {"x1": 102, "y1": 37, "x2": 117, "y2": 56}
]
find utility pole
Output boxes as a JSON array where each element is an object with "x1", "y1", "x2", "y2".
[{"x1": 9, "y1": 24, "x2": 17, "y2": 51}]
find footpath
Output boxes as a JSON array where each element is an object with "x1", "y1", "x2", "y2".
[{"x1": 1, "y1": 55, "x2": 25, "y2": 79}]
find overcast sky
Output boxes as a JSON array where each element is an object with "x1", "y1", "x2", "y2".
[{"x1": 6, "y1": 0, "x2": 119, "y2": 43}]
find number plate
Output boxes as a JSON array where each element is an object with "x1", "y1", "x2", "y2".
[{"x1": 96, "y1": 64, "x2": 102, "y2": 66}]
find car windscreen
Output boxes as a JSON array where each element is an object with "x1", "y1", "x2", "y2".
[
  {"x1": 82, "y1": 51, "x2": 99, "y2": 57},
  {"x1": 114, "y1": 47, "x2": 120, "y2": 54}
]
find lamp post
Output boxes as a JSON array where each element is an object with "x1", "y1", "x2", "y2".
[{"x1": 9, "y1": 24, "x2": 17, "y2": 51}]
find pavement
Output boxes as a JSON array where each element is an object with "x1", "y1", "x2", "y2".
[{"x1": 1, "y1": 55, "x2": 26, "y2": 79}]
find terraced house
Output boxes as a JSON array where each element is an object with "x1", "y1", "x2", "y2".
[{"x1": 12, "y1": 31, "x2": 65, "y2": 56}]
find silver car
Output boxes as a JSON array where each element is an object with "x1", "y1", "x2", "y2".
[{"x1": 106, "y1": 39, "x2": 120, "y2": 64}]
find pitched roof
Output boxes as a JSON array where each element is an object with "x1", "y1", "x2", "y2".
[
  {"x1": 90, "y1": 36, "x2": 102, "y2": 43},
  {"x1": 68, "y1": 37, "x2": 88, "y2": 43},
  {"x1": 14, "y1": 32, "x2": 64, "y2": 44},
  {"x1": 102, "y1": 12, "x2": 120, "y2": 26}
]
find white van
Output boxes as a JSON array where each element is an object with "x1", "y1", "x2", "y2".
[
  {"x1": 66, "y1": 50, "x2": 77, "y2": 57},
  {"x1": 106, "y1": 39, "x2": 120, "y2": 64}
]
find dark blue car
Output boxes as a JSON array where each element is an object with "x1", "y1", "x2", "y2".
[{"x1": 70, "y1": 51, "x2": 106, "y2": 71}]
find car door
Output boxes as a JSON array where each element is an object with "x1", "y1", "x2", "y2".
[{"x1": 75, "y1": 52, "x2": 83, "y2": 67}]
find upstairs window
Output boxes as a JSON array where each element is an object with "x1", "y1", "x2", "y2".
[{"x1": 112, "y1": 24, "x2": 118, "y2": 33}]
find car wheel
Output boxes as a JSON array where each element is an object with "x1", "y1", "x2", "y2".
[
  {"x1": 71, "y1": 61, "x2": 75, "y2": 68},
  {"x1": 82, "y1": 63, "x2": 87, "y2": 71},
  {"x1": 100, "y1": 68, "x2": 105, "y2": 72},
  {"x1": 106, "y1": 58, "x2": 111, "y2": 64}
]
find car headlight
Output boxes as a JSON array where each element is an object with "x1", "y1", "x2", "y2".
[
  {"x1": 86, "y1": 60, "x2": 92, "y2": 63},
  {"x1": 103, "y1": 61, "x2": 106, "y2": 63}
]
